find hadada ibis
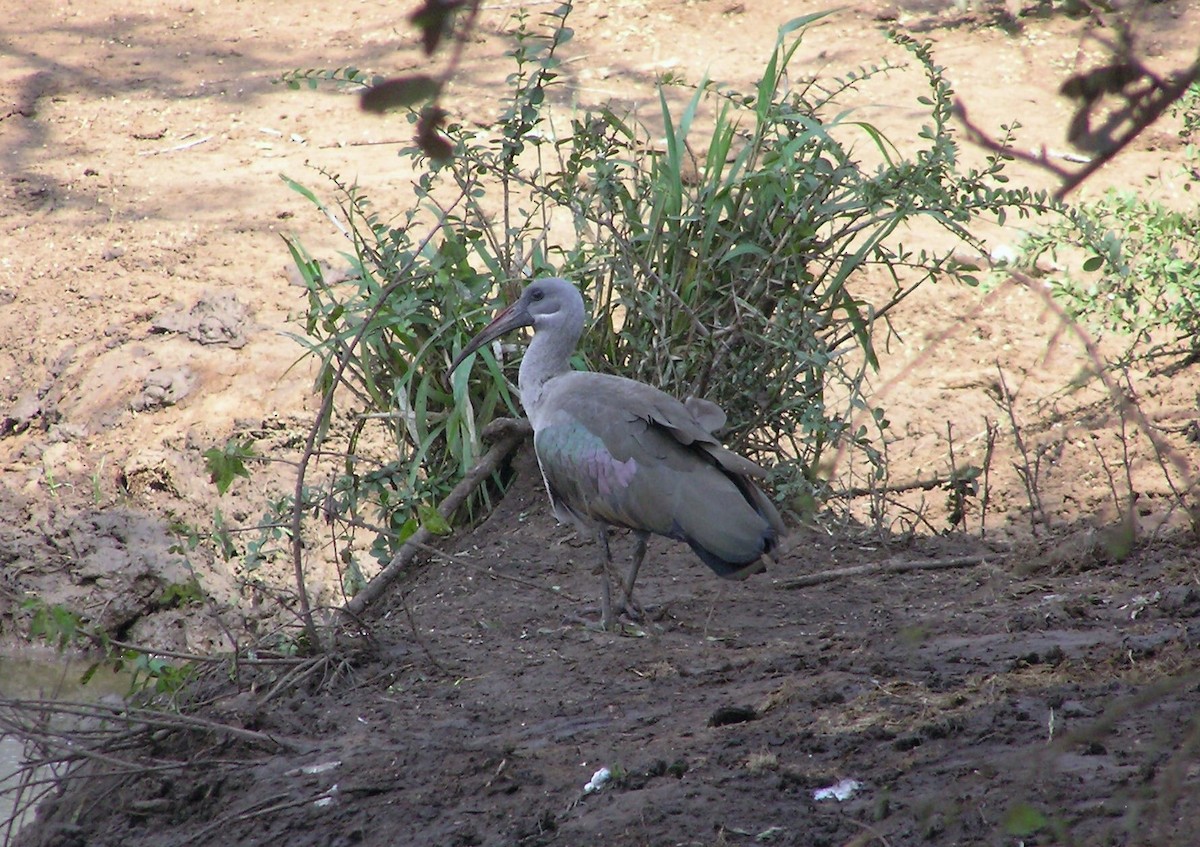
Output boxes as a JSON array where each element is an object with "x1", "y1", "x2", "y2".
[{"x1": 449, "y1": 277, "x2": 784, "y2": 630}]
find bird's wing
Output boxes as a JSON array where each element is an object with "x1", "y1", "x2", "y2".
[
  {"x1": 533, "y1": 373, "x2": 784, "y2": 562},
  {"x1": 643, "y1": 395, "x2": 767, "y2": 479},
  {"x1": 684, "y1": 396, "x2": 727, "y2": 433},
  {"x1": 552, "y1": 372, "x2": 768, "y2": 478}
]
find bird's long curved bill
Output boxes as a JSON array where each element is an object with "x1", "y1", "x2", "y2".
[{"x1": 447, "y1": 301, "x2": 533, "y2": 376}]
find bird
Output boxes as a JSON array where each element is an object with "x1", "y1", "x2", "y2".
[{"x1": 449, "y1": 277, "x2": 784, "y2": 630}]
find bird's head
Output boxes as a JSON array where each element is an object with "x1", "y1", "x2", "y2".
[{"x1": 449, "y1": 277, "x2": 585, "y2": 375}]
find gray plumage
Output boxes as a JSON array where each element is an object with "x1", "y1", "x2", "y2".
[{"x1": 450, "y1": 277, "x2": 784, "y2": 629}]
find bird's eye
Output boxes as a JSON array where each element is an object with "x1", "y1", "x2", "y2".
[{"x1": 529, "y1": 288, "x2": 544, "y2": 302}]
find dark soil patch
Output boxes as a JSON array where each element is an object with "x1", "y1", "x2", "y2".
[{"x1": 18, "y1": 447, "x2": 1200, "y2": 847}]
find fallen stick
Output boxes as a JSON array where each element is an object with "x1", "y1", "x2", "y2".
[
  {"x1": 342, "y1": 417, "x2": 532, "y2": 618},
  {"x1": 777, "y1": 553, "x2": 996, "y2": 590},
  {"x1": 318, "y1": 138, "x2": 409, "y2": 149},
  {"x1": 137, "y1": 134, "x2": 213, "y2": 155}
]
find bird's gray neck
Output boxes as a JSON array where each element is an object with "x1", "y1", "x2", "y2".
[{"x1": 518, "y1": 325, "x2": 579, "y2": 414}]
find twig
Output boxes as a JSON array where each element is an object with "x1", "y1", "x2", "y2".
[
  {"x1": 0, "y1": 698, "x2": 305, "y2": 752},
  {"x1": 255, "y1": 656, "x2": 330, "y2": 706},
  {"x1": 994, "y1": 363, "x2": 1048, "y2": 531},
  {"x1": 888, "y1": 496, "x2": 944, "y2": 537},
  {"x1": 342, "y1": 417, "x2": 532, "y2": 618},
  {"x1": 137, "y1": 134, "x2": 213, "y2": 156},
  {"x1": 954, "y1": 102, "x2": 1073, "y2": 179},
  {"x1": 397, "y1": 588, "x2": 444, "y2": 671},
  {"x1": 837, "y1": 473, "x2": 960, "y2": 499},
  {"x1": 980, "y1": 417, "x2": 998, "y2": 539},
  {"x1": 777, "y1": 554, "x2": 995, "y2": 590},
  {"x1": 318, "y1": 138, "x2": 409, "y2": 149},
  {"x1": 954, "y1": 53, "x2": 1200, "y2": 199},
  {"x1": 180, "y1": 792, "x2": 333, "y2": 847},
  {"x1": 97, "y1": 638, "x2": 307, "y2": 667}
]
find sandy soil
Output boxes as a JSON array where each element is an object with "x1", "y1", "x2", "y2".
[{"x1": 3, "y1": 0, "x2": 1200, "y2": 845}]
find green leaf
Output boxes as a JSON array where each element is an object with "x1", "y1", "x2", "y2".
[
  {"x1": 1082, "y1": 254, "x2": 1105, "y2": 272},
  {"x1": 418, "y1": 502, "x2": 452, "y2": 536},
  {"x1": 397, "y1": 516, "x2": 419, "y2": 543},
  {"x1": 1003, "y1": 803, "x2": 1047, "y2": 837},
  {"x1": 280, "y1": 175, "x2": 322, "y2": 208},
  {"x1": 160, "y1": 578, "x2": 205, "y2": 608},
  {"x1": 342, "y1": 558, "x2": 367, "y2": 597},
  {"x1": 202, "y1": 439, "x2": 256, "y2": 495},
  {"x1": 778, "y1": 10, "x2": 835, "y2": 36}
]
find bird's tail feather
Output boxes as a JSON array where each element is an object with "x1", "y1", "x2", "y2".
[
  {"x1": 684, "y1": 537, "x2": 770, "y2": 580},
  {"x1": 670, "y1": 469, "x2": 783, "y2": 580}
]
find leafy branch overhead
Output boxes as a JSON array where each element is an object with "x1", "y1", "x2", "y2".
[{"x1": 356, "y1": 0, "x2": 489, "y2": 161}]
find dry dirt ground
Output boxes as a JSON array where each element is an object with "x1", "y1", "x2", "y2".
[{"x1": 4, "y1": 0, "x2": 1200, "y2": 845}]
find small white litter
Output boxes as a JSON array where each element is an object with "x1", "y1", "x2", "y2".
[
  {"x1": 813, "y1": 778, "x2": 863, "y2": 802},
  {"x1": 583, "y1": 767, "x2": 612, "y2": 794},
  {"x1": 989, "y1": 243, "x2": 1018, "y2": 266},
  {"x1": 313, "y1": 784, "x2": 339, "y2": 808},
  {"x1": 284, "y1": 760, "x2": 342, "y2": 777}
]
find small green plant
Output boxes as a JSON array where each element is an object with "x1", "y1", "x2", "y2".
[
  {"x1": 40, "y1": 466, "x2": 71, "y2": 498},
  {"x1": 19, "y1": 597, "x2": 197, "y2": 702},
  {"x1": 203, "y1": 438, "x2": 256, "y2": 495},
  {"x1": 90, "y1": 456, "x2": 106, "y2": 505},
  {"x1": 22, "y1": 598, "x2": 84, "y2": 651},
  {"x1": 122, "y1": 652, "x2": 196, "y2": 697},
  {"x1": 1017, "y1": 187, "x2": 1200, "y2": 368},
  {"x1": 159, "y1": 577, "x2": 206, "y2": 609},
  {"x1": 167, "y1": 511, "x2": 236, "y2": 563}
]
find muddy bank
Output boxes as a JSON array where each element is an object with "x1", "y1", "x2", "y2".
[{"x1": 12, "y1": 454, "x2": 1200, "y2": 847}]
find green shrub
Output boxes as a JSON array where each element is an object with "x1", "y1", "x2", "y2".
[
  {"x1": 279, "y1": 8, "x2": 1052, "y2": 567},
  {"x1": 1018, "y1": 188, "x2": 1200, "y2": 366}
]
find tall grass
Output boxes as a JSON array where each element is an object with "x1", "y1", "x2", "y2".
[{"x1": 276, "y1": 8, "x2": 1053, "y2": 576}]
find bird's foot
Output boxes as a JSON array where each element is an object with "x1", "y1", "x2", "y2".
[
  {"x1": 618, "y1": 590, "x2": 672, "y2": 623},
  {"x1": 627, "y1": 601, "x2": 669, "y2": 623},
  {"x1": 561, "y1": 611, "x2": 633, "y2": 634},
  {"x1": 617, "y1": 597, "x2": 646, "y2": 623},
  {"x1": 566, "y1": 601, "x2": 661, "y2": 634}
]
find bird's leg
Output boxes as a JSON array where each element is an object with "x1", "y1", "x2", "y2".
[
  {"x1": 596, "y1": 526, "x2": 615, "y2": 631},
  {"x1": 621, "y1": 531, "x2": 650, "y2": 619}
]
